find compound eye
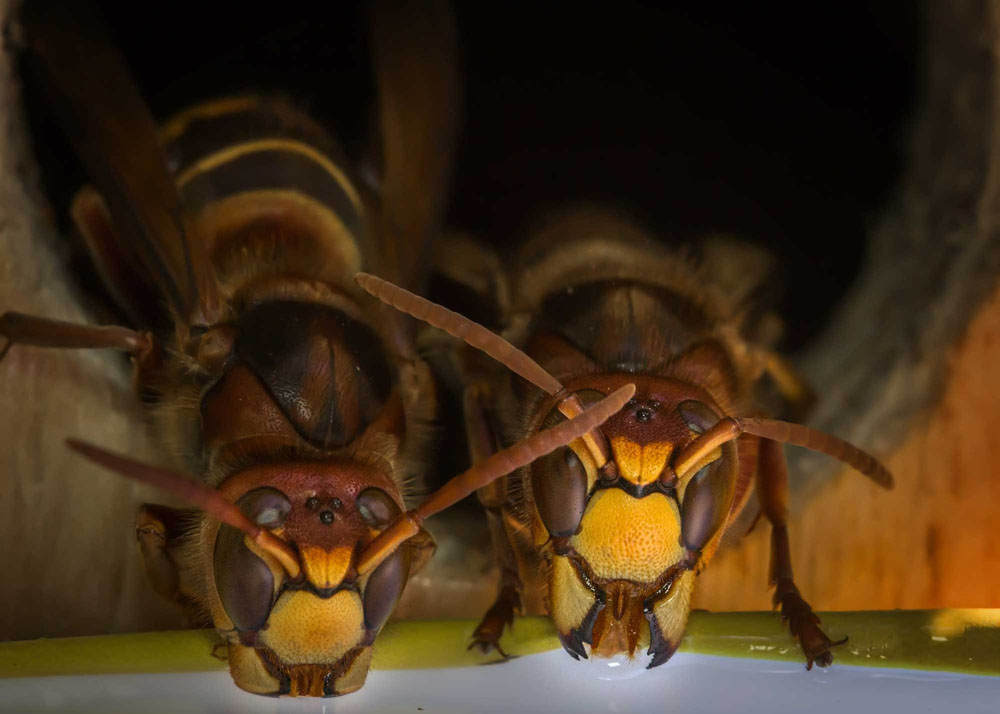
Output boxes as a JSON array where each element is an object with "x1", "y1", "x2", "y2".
[
  {"x1": 680, "y1": 442, "x2": 737, "y2": 553},
  {"x1": 533, "y1": 446, "x2": 588, "y2": 538},
  {"x1": 214, "y1": 528, "x2": 274, "y2": 632},
  {"x1": 363, "y1": 546, "x2": 411, "y2": 631},
  {"x1": 677, "y1": 400, "x2": 719, "y2": 435},
  {"x1": 239, "y1": 487, "x2": 292, "y2": 528},
  {"x1": 212, "y1": 487, "x2": 290, "y2": 632},
  {"x1": 357, "y1": 488, "x2": 401, "y2": 528}
]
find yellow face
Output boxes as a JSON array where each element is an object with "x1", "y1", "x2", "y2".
[
  {"x1": 222, "y1": 584, "x2": 375, "y2": 696},
  {"x1": 572, "y1": 489, "x2": 683, "y2": 583},
  {"x1": 202, "y1": 464, "x2": 421, "y2": 697},
  {"x1": 534, "y1": 375, "x2": 737, "y2": 669},
  {"x1": 204, "y1": 516, "x2": 403, "y2": 697},
  {"x1": 543, "y1": 434, "x2": 701, "y2": 666}
]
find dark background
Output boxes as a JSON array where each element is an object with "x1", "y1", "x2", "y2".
[{"x1": 23, "y1": 0, "x2": 917, "y2": 351}]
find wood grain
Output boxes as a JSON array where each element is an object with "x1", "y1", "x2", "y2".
[
  {"x1": 0, "y1": 0, "x2": 182, "y2": 640},
  {"x1": 695, "y1": 281, "x2": 1000, "y2": 611}
]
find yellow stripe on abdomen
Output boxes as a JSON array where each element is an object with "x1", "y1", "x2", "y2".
[{"x1": 175, "y1": 138, "x2": 362, "y2": 212}]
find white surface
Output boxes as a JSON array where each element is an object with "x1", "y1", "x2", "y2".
[{"x1": 1, "y1": 651, "x2": 997, "y2": 714}]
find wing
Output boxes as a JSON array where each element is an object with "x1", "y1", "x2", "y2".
[
  {"x1": 22, "y1": 2, "x2": 219, "y2": 325},
  {"x1": 368, "y1": 0, "x2": 461, "y2": 294}
]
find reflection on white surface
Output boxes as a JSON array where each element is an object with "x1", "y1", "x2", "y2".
[
  {"x1": 1, "y1": 651, "x2": 997, "y2": 714},
  {"x1": 577, "y1": 651, "x2": 651, "y2": 680}
]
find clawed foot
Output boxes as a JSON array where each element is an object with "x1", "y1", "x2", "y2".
[
  {"x1": 469, "y1": 585, "x2": 519, "y2": 658},
  {"x1": 773, "y1": 578, "x2": 846, "y2": 669}
]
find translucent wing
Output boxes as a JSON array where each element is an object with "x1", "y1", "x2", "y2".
[{"x1": 23, "y1": 2, "x2": 219, "y2": 324}]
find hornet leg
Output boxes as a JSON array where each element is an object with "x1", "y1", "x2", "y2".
[
  {"x1": 464, "y1": 383, "x2": 523, "y2": 658},
  {"x1": 757, "y1": 437, "x2": 845, "y2": 668},
  {"x1": 0, "y1": 312, "x2": 158, "y2": 391}
]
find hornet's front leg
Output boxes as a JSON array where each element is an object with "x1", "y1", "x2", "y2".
[
  {"x1": 0, "y1": 312, "x2": 161, "y2": 395},
  {"x1": 463, "y1": 383, "x2": 523, "y2": 658},
  {"x1": 468, "y1": 515, "x2": 523, "y2": 658},
  {"x1": 0, "y1": 312, "x2": 152, "y2": 361},
  {"x1": 756, "y1": 437, "x2": 845, "y2": 668}
]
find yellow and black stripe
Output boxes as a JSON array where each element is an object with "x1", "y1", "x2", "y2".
[{"x1": 161, "y1": 96, "x2": 363, "y2": 245}]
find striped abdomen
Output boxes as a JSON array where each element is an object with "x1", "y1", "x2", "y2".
[{"x1": 161, "y1": 95, "x2": 367, "y2": 293}]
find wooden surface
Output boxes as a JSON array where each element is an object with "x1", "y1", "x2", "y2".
[
  {"x1": 0, "y1": 0, "x2": 182, "y2": 640},
  {"x1": 695, "y1": 281, "x2": 1000, "y2": 611}
]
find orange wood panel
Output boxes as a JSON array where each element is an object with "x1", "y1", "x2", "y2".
[{"x1": 694, "y1": 282, "x2": 1000, "y2": 612}]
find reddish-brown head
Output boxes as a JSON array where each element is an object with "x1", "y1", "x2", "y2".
[
  {"x1": 528, "y1": 373, "x2": 736, "y2": 667},
  {"x1": 204, "y1": 460, "x2": 428, "y2": 696},
  {"x1": 66, "y1": 442, "x2": 432, "y2": 697}
]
